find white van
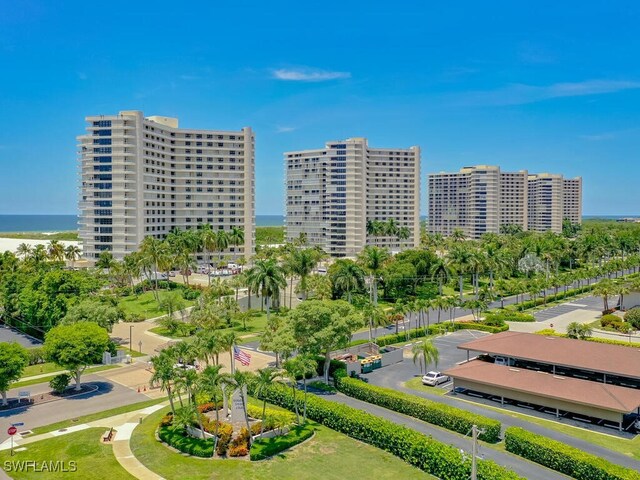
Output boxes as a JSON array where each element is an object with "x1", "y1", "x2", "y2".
[{"x1": 494, "y1": 356, "x2": 516, "y2": 366}]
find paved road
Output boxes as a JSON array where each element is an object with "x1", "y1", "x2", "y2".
[
  {"x1": 533, "y1": 295, "x2": 604, "y2": 322},
  {"x1": 0, "y1": 373, "x2": 145, "y2": 444},
  {"x1": 313, "y1": 390, "x2": 567, "y2": 480},
  {"x1": 0, "y1": 325, "x2": 41, "y2": 347},
  {"x1": 364, "y1": 338, "x2": 640, "y2": 472}
]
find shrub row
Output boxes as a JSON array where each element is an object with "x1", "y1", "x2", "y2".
[
  {"x1": 485, "y1": 311, "x2": 535, "y2": 323},
  {"x1": 158, "y1": 424, "x2": 213, "y2": 457},
  {"x1": 600, "y1": 314, "x2": 632, "y2": 333},
  {"x1": 334, "y1": 370, "x2": 501, "y2": 443},
  {"x1": 514, "y1": 285, "x2": 595, "y2": 311},
  {"x1": 249, "y1": 382, "x2": 522, "y2": 479},
  {"x1": 505, "y1": 427, "x2": 640, "y2": 480},
  {"x1": 624, "y1": 307, "x2": 640, "y2": 329},
  {"x1": 250, "y1": 424, "x2": 315, "y2": 461},
  {"x1": 348, "y1": 322, "x2": 508, "y2": 349},
  {"x1": 534, "y1": 329, "x2": 640, "y2": 348}
]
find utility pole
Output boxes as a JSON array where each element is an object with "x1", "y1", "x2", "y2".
[{"x1": 471, "y1": 424, "x2": 478, "y2": 480}]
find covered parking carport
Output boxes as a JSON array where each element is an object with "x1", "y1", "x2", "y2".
[{"x1": 444, "y1": 360, "x2": 640, "y2": 431}]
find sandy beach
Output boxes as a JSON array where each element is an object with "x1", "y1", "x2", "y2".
[{"x1": 0, "y1": 237, "x2": 81, "y2": 254}]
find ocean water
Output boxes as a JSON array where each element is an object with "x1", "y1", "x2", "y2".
[
  {"x1": 0, "y1": 214, "x2": 632, "y2": 233},
  {"x1": 0, "y1": 214, "x2": 285, "y2": 232}
]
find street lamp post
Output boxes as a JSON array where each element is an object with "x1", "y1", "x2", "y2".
[{"x1": 129, "y1": 325, "x2": 134, "y2": 355}]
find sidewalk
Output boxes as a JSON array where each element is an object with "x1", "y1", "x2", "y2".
[{"x1": 0, "y1": 401, "x2": 168, "y2": 479}]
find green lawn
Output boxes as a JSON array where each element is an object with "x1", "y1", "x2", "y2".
[
  {"x1": 30, "y1": 397, "x2": 168, "y2": 435},
  {"x1": 404, "y1": 377, "x2": 448, "y2": 396},
  {"x1": 11, "y1": 365, "x2": 120, "y2": 390},
  {"x1": 0, "y1": 231, "x2": 79, "y2": 241},
  {"x1": 22, "y1": 362, "x2": 64, "y2": 377},
  {"x1": 131, "y1": 406, "x2": 432, "y2": 480},
  {"x1": 117, "y1": 291, "x2": 196, "y2": 320},
  {"x1": 404, "y1": 380, "x2": 640, "y2": 460},
  {"x1": 149, "y1": 309, "x2": 276, "y2": 339},
  {"x1": 0, "y1": 428, "x2": 135, "y2": 480}
]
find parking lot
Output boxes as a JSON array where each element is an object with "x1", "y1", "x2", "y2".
[
  {"x1": 365, "y1": 329, "x2": 490, "y2": 391},
  {"x1": 533, "y1": 295, "x2": 606, "y2": 322}
]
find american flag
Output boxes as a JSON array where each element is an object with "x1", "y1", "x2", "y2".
[{"x1": 233, "y1": 345, "x2": 251, "y2": 366}]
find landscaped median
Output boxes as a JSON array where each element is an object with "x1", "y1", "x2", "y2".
[
  {"x1": 334, "y1": 369, "x2": 502, "y2": 443},
  {"x1": 249, "y1": 382, "x2": 522, "y2": 479},
  {"x1": 250, "y1": 423, "x2": 315, "y2": 460},
  {"x1": 505, "y1": 427, "x2": 640, "y2": 480}
]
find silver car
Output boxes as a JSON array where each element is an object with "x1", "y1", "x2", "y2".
[{"x1": 422, "y1": 371, "x2": 450, "y2": 386}]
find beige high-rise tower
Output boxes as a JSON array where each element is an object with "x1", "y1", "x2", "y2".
[
  {"x1": 285, "y1": 138, "x2": 420, "y2": 257},
  {"x1": 428, "y1": 165, "x2": 581, "y2": 238},
  {"x1": 78, "y1": 111, "x2": 255, "y2": 261}
]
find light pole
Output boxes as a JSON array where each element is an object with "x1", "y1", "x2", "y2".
[{"x1": 129, "y1": 325, "x2": 134, "y2": 355}]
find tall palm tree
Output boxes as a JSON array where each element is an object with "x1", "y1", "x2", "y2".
[
  {"x1": 593, "y1": 279, "x2": 616, "y2": 312},
  {"x1": 64, "y1": 244, "x2": 82, "y2": 267},
  {"x1": 246, "y1": 258, "x2": 287, "y2": 322},
  {"x1": 30, "y1": 244, "x2": 48, "y2": 264},
  {"x1": 229, "y1": 226, "x2": 245, "y2": 262},
  {"x1": 150, "y1": 349, "x2": 178, "y2": 415},
  {"x1": 361, "y1": 299, "x2": 388, "y2": 342},
  {"x1": 297, "y1": 355, "x2": 318, "y2": 422},
  {"x1": 252, "y1": 367, "x2": 281, "y2": 437},
  {"x1": 140, "y1": 236, "x2": 167, "y2": 301},
  {"x1": 214, "y1": 229, "x2": 230, "y2": 266},
  {"x1": 331, "y1": 260, "x2": 365, "y2": 303},
  {"x1": 199, "y1": 224, "x2": 216, "y2": 285},
  {"x1": 446, "y1": 244, "x2": 472, "y2": 300},
  {"x1": 16, "y1": 242, "x2": 31, "y2": 260},
  {"x1": 412, "y1": 339, "x2": 439, "y2": 374},
  {"x1": 194, "y1": 330, "x2": 223, "y2": 367},
  {"x1": 47, "y1": 240, "x2": 65, "y2": 262},
  {"x1": 358, "y1": 246, "x2": 390, "y2": 306},
  {"x1": 289, "y1": 248, "x2": 318, "y2": 300},
  {"x1": 430, "y1": 257, "x2": 451, "y2": 295}
]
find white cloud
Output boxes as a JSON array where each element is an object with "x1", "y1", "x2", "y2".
[
  {"x1": 459, "y1": 80, "x2": 640, "y2": 106},
  {"x1": 276, "y1": 126, "x2": 297, "y2": 133},
  {"x1": 271, "y1": 67, "x2": 350, "y2": 82}
]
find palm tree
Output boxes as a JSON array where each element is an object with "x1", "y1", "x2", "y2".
[
  {"x1": 214, "y1": 229, "x2": 230, "y2": 267},
  {"x1": 358, "y1": 246, "x2": 390, "y2": 305},
  {"x1": 252, "y1": 367, "x2": 281, "y2": 437},
  {"x1": 199, "y1": 364, "x2": 230, "y2": 452},
  {"x1": 446, "y1": 244, "x2": 472, "y2": 300},
  {"x1": 229, "y1": 226, "x2": 245, "y2": 262},
  {"x1": 16, "y1": 242, "x2": 31, "y2": 260},
  {"x1": 289, "y1": 248, "x2": 318, "y2": 300},
  {"x1": 614, "y1": 281, "x2": 630, "y2": 311},
  {"x1": 47, "y1": 240, "x2": 65, "y2": 262},
  {"x1": 430, "y1": 257, "x2": 451, "y2": 295},
  {"x1": 194, "y1": 330, "x2": 223, "y2": 367},
  {"x1": 140, "y1": 236, "x2": 167, "y2": 300},
  {"x1": 361, "y1": 299, "x2": 388, "y2": 343},
  {"x1": 150, "y1": 349, "x2": 178, "y2": 415},
  {"x1": 331, "y1": 260, "x2": 365, "y2": 303},
  {"x1": 593, "y1": 279, "x2": 616, "y2": 312},
  {"x1": 246, "y1": 258, "x2": 287, "y2": 322},
  {"x1": 199, "y1": 224, "x2": 216, "y2": 285},
  {"x1": 64, "y1": 244, "x2": 82, "y2": 267},
  {"x1": 412, "y1": 339, "x2": 439, "y2": 374}
]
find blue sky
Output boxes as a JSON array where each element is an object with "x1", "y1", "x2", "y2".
[{"x1": 1, "y1": 0, "x2": 639, "y2": 215}]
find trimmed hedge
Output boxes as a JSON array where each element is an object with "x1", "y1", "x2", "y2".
[
  {"x1": 505, "y1": 427, "x2": 640, "y2": 480},
  {"x1": 485, "y1": 311, "x2": 535, "y2": 323},
  {"x1": 534, "y1": 329, "x2": 640, "y2": 348},
  {"x1": 334, "y1": 370, "x2": 501, "y2": 443},
  {"x1": 158, "y1": 424, "x2": 213, "y2": 457},
  {"x1": 249, "y1": 382, "x2": 522, "y2": 479},
  {"x1": 349, "y1": 322, "x2": 508, "y2": 349},
  {"x1": 250, "y1": 423, "x2": 315, "y2": 461}
]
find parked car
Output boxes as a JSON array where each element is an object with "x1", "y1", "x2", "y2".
[
  {"x1": 493, "y1": 356, "x2": 516, "y2": 366},
  {"x1": 422, "y1": 371, "x2": 450, "y2": 386}
]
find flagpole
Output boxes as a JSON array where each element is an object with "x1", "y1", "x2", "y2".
[{"x1": 231, "y1": 343, "x2": 236, "y2": 374}]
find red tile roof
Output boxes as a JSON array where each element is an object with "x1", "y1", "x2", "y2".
[
  {"x1": 457, "y1": 331, "x2": 640, "y2": 380},
  {"x1": 444, "y1": 360, "x2": 640, "y2": 413}
]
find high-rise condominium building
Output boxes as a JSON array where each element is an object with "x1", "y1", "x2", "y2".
[
  {"x1": 285, "y1": 138, "x2": 420, "y2": 257},
  {"x1": 78, "y1": 110, "x2": 255, "y2": 261},
  {"x1": 428, "y1": 165, "x2": 581, "y2": 238}
]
